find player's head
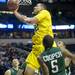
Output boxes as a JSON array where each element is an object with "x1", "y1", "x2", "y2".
[
  {"x1": 65, "y1": 57, "x2": 71, "y2": 67},
  {"x1": 33, "y1": 3, "x2": 47, "y2": 14},
  {"x1": 57, "y1": 41, "x2": 65, "y2": 48},
  {"x1": 43, "y1": 35, "x2": 54, "y2": 49},
  {"x1": 12, "y1": 59, "x2": 20, "y2": 67}
]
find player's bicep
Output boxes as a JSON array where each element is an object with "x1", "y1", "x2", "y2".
[
  {"x1": 37, "y1": 56, "x2": 44, "y2": 65},
  {"x1": 24, "y1": 17, "x2": 38, "y2": 24},
  {"x1": 60, "y1": 47, "x2": 73, "y2": 58},
  {"x1": 38, "y1": 56, "x2": 49, "y2": 75}
]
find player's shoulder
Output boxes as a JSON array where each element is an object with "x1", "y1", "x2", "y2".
[
  {"x1": 50, "y1": 47, "x2": 61, "y2": 52},
  {"x1": 5, "y1": 69, "x2": 11, "y2": 72},
  {"x1": 5, "y1": 69, "x2": 11, "y2": 75},
  {"x1": 51, "y1": 47, "x2": 60, "y2": 50},
  {"x1": 40, "y1": 10, "x2": 50, "y2": 14}
]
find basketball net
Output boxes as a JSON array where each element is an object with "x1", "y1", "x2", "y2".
[{"x1": 19, "y1": 0, "x2": 32, "y2": 5}]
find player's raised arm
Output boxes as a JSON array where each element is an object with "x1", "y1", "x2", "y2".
[
  {"x1": 7, "y1": 0, "x2": 26, "y2": 23},
  {"x1": 13, "y1": 7, "x2": 38, "y2": 24},
  {"x1": 13, "y1": 9, "x2": 27, "y2": 23},
  {"x1": 57, "y1": 41, "x2": 75, "y2": 63},
  {"x1": 14, "y1": 3, "x2": 48, "y2": 24}
]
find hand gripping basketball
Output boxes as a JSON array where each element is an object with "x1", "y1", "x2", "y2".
[{"x1": 7, "y1": 0, "x2": 19, "y2": 11}]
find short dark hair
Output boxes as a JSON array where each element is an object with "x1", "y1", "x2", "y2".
[
  {"x1": 40, "y1": 3, "x2": 47, "y2": 9},
  {"x1": 43, "y1": 35, "x2": 54, "y2": 49},
  {"x1": 36, "y1": 3, "x2": 47, "y2": 9}
]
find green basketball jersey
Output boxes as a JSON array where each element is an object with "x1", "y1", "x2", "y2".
[
  {"x1": 10, "y1": 68, "x2": 18, "y2": 75},
  {"x1": 20, "y1": 62, "x2": 27, "y2": 70},
  {"x1": 65, "y1": 66, "x2": 71, "y2": 75},
  {"x1": 41, "y1": 47, "x2": 66, "y2": 75}
]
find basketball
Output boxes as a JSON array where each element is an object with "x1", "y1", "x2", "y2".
[{"x1": 7, "y1": 0, "x2": 19, "y2": 10}]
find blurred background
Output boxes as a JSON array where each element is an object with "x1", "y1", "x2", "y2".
[{"x1": 0, "y1": 0, "x2": 75, "y2": 75}]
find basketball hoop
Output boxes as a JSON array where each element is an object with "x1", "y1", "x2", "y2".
[{"x1": 19, "y1": 0, "x2": 32, "y2": 5}]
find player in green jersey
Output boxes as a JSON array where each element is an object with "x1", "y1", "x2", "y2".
[
  {"x1": 57, "y1": 41, "x2": 75, "y2": 75},
  {"x1": 38, "y1": 35, "x2": 66, "y2": 75},
  {"x1": 4, "y1": 59, "x2": 20, "y2": 75}
]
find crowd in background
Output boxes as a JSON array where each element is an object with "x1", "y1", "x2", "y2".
[
  {"x1": 0, "y1": 30, "x2": 75, "y2": 39},
  {"x1": 0, "y1": 42, "x2": 32, "y2": 75}
]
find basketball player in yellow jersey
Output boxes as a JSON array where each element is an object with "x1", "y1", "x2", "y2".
[{"x1": 14, "y1": 3, "x2": 57, "y2": 75}]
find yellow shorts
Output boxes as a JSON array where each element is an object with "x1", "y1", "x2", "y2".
[
  {"x1": 25, "y1": 42, "x2": 57, "y2": 70},
  {"x1": 32, "y1": 33, "x2": 44, "y2": 45},
  {"x1": 26, "y1": 33, "x2": 57, "y2": 70},
  {"x1": 26, "y1": 45, "x2": 44, "y2": 70}
]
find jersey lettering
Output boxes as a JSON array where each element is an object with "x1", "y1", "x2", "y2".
[{"x1": 51, "y1": 60, "x2": 58, "y2": 73}]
